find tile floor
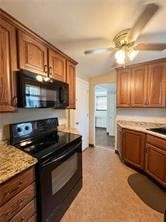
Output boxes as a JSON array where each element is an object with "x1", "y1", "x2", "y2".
[
  {"x1": 95, "y1": 127, "x2": 115, "y2": 148},
  {"x1": 61, "y1": 148, "x2": 165, "y2": 222}
]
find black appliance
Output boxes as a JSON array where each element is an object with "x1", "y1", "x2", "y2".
[
  {"x1": 17, "y1": 70, "x2": 69, "y2": 108},
  {"x1": 10, "y1": 118, "x2": 82, "y2": 222},
  {"x1": 147, "y1": 127, "x2": 166, "y2": 135}
]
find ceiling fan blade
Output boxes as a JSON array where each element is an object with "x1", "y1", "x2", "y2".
[
  {"x1": 128, "y1": 3, "x2": 159, "y2": 42},
  {"x1": 134, "y1": 43, "x2": 166, "y2": 51},
  {"x1": 84, "y1": 47, "x2": 113, "y2": 55}
]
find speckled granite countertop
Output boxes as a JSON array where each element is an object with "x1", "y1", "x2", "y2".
[
  {"x1": 117, "y1": 120, "x2": 166, "y2": 139},
  {"x1": 58, "y1": 126, "x2": 80, "y2": 135},
  {"x1": 0, "y1": 143, "x2": 37, "y2": 185}
]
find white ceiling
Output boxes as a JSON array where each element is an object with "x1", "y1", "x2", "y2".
[{"x1": 1, "y1": 0, "x2": 166, "y2": 77}]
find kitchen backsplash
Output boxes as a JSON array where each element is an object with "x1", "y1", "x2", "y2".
[
  {"x1": 116, "y1": 108, "x2": 166, "y2": 123},
  {"x1": 0, "y1": 109, "x2": 67, "y2": 141}
]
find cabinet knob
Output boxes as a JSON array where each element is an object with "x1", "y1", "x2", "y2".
[
  {"x1": 11, "y1": 96, "x2": 17, "y2": 106},
  {"x1": 49, "y1": 67, "x2": 52, "y2": 76},
  {"x1": 44, "y1": 65, "x2": 48, "y2": 73}
]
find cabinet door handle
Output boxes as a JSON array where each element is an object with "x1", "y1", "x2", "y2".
[
  {"x1": 4, "y1": 181, "x2": 23, "y2": 197},
  {"x1": 49, "y1": 67, "x2": 52, "y2": 76},
  {"x1": 11, "y1": 96, "x2": 17, "y2": 106},
  {"x1": 44, "y1": 65, "x2": 48, "y2": 73}
]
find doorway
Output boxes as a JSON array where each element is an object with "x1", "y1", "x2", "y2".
[{"x1": 95, "y1": 83, "x2": 116, "y2": 149}]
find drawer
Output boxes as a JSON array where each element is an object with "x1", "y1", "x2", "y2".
[
  {"x1": 0, "y1": 167, "x2": 35, "y2": 206},
  {"x1": 0, "y1": 183, "x2": 35, "y2": 222},
  {"x1": 28, "y1": 213, "x2": 37, "y2": 222},
  {"x1": 10, "y1": 199, "x2": 36, "y2": 222},
  {"x1": 146, "y1": 135, "x2": 166, "y2": 151}
]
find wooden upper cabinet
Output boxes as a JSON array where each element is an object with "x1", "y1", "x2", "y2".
[
  {"x1": 116, "y1": 60, "x2": 166, "y2": 108},
  {"x1": 147, "y1": 62, "x2": 166, "y2": 107},
  {"x1": 0, "y1": 17, "x2": 17, "y2": 112},
  {"x1": 48, "y1": 49, "x2": 66, "y2": 82},
  {"x1": 18, "y1": 31, "x2": 48, "y2": 76},
  {"x1": 66, "y1": 61, "x2": 76, "y2": 109},
  {"x1": 131, "y1": 65, "x2": 148, "y2": 107},
  {"x1": 122, "y1": 129, "x2": 145, "y2": 169},
  {"x1": 117, "y1": 68, "x2": 131, "y2": 107}
]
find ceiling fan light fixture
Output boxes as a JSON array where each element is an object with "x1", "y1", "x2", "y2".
[
  {"x1": 128, "y1": 49, "x2": 138, "y2": 61},
  {"x1": 115, "y1": 49, "x2": 125, "y2": 64}
]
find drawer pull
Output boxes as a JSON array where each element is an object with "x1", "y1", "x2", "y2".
[
  {"x1": 21, "y1": 216, "x2": 25, "y2": 222},
  {"x1": 11, "y1": 96, "x2": 17, "y2": 106},
  {"x1": 49, "y1": 66, "x2": 52, "y2": 75},
  {"x1": 44, "y1": 65, "x2": 48, "y2": 73},
  {"x1": 4, "y1": 181, "x2": 23, "y2": 196},
  {"x1": 6, "y1": 199, "x2": 24, "y2": 218}
]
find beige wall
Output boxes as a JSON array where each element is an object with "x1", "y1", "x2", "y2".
[
  {"x1": 117, "y1": 108, "x2": 166, "y2": 123},
  {"x1": 89, "y1": 70, "x2": 116, "y2": 144}
]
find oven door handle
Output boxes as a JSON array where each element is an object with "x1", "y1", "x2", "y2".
[{"x1": 41, "y1": 141, "x2": 82, "y2": 168}]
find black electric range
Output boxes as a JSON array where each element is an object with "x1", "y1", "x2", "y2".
[{"x1": 10, "y1": 118, "x2": 82, "y2": 222}]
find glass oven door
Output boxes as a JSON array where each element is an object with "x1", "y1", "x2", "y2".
[{"x1": 38, "y1": 140, "x2": 82, "y2": 222}]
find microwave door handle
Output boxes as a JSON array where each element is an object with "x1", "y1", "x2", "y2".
[{"x1": 41, "y1": 141, "x2": 81, "y2": 168}]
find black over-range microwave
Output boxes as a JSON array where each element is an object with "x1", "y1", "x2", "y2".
[{"x1": 17, "y1": 70, "x2": 69, "y2": 108}]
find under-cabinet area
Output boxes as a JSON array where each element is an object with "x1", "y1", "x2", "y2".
[{"x1": 117, "y1": 123, "x2": 166, "y2": 187}]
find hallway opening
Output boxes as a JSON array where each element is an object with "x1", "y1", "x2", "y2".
[{"x1": 94, "y1": 83, "x2": 116, "y2": 149}]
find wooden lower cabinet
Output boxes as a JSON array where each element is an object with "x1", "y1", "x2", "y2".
[
  {"x1": 10, "y1": 200, "x2": 36, "y2": 222},
  {"x1": 145, "y1": 144, "x2": 166, "y2": 186},
  {"x1": 0, "y1": 167, "x2": 36, "y2": 222},
  {"x1": 122, "y1": 129, "x2": 145, "y2": 169},
  {"x1": 145, "y1": 135, "x2": 166, "y2": 187},
  {"x1": 119, "y1": 127, "x2": 166, "y2": 187}
]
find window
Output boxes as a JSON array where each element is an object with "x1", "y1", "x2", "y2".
[{"x1": 96, "y1": 96, "x2": 107, "y2": 110}]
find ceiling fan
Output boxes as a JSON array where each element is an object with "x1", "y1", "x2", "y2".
[{"x1": 84, "y1": 3, "x2": 166, "y2": 67}]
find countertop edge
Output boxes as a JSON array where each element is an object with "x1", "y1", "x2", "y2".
[
  {"x1": 117, "y1": 123, "x2": 166, "y2": 140},
  {"x1": 0, "y1": 144, "x2": 37, "y2": 185}
]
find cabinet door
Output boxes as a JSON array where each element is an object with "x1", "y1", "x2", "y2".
[
  {"x1": 131, "y1": 65, "x2": 148, "y2": 107},
  {"x1": 147, "y1": 62, "x2": 166, "y2": 107},
  {"x1": 117, "y1": 68, "x2": 131, "y2": 107},
  {"x1": 48, "y1": 49, "x2": 66, "y2": 81},
  {"x1": 122, "y1": 129, "x2": 145, "y2": 169},
  {"x1": 145, "y1": 144, "x2": 166, "y2": 186},
  {"x1": 18, "y1": 31, "x2": 48, "y2": 76},
  {"x1": 117, "y1": 126, "x2": 123, "y2": 159},
  {"x1": 0, "y1": 17, "x2": 17, "y2": 112},
  {"x1": 66, "y1": 61, "x2": 76, "y2": 109}
]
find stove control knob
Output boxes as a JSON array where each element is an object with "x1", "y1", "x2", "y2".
[
  {"x1": 25, "y1": 126, "x2": 29, "y2": 131},
  {"x1": 17, "y1": 127, "x2": 22, "y2": 133}
]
